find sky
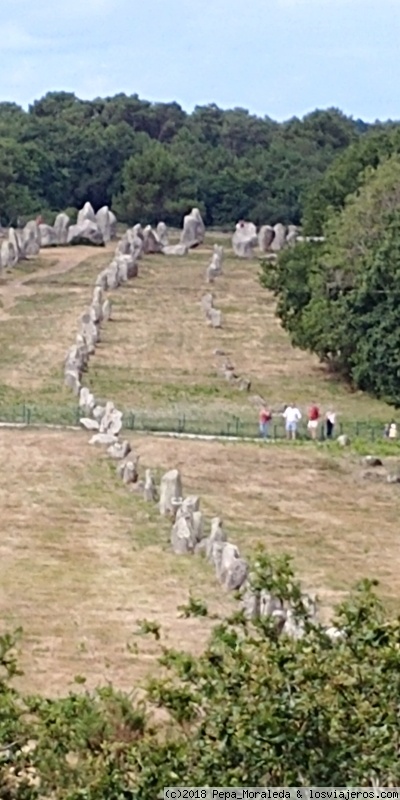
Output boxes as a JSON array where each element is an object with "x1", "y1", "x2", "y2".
[{"x1": 2, "y1": 0, "x2": 400, "y2": 122}]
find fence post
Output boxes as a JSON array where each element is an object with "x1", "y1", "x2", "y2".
[{"x1": 26, "y1": 407, "x2": 31, "y2": 426}]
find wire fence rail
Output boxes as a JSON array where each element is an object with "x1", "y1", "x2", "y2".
[{"x1": 0, "y1": 403, "x2": 392, "y2": 442}]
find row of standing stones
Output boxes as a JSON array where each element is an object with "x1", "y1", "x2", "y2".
[
  {"x1": 0, "y1": 200, "x2": 322, "y2": 272},
  {"x1": 53, "y1": 204, "x2": 342, "y2": 640},
  {"x1": 61, "y1": 210, "x2": 341, "y2": 639},
  {"x1": 0, "y1": 204, "x2": 205, "y2": 270}
]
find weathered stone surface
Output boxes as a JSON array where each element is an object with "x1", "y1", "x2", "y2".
[
  {"x1": 89, "y1": 433, "x2": 119, "y2": 446},
  {"x1": 117, "y1": 459, "x2": 139, "y2": 484},
  {"x1": 92, "y1": 405, "x2": 106, "y2": 423},
  {"x1": 39, "y1": 224, "x2": 58, "y2": 247},
  {"x1": 90, "y1": 302, "x2": 103, "y2": 324},
  {"x1": 208, "y1": 309, "x2": 222, "y2": 328},
  {"x1": 217, "y1": 542, "x2": 242, "y2": 587},
  {"x1": 156, "y1": 221, "x2": 169, "y2": 247},
  {"x1": 67, "y1": 220, "x2": 104, "y2": 246},
  {"x1": 286, "y1": 225, "x2": 298, "y2": 246},
  {"x1": 180, "y1": 207, "x2": 205, "y2": 248},
  {"x1": 9, "y1": 228, "x2": 23, "y2": 262},
  {"x1": 64, "y1": 370, "x2": 81, "y2": 395},
  {"x1": 144, "y1": 469, "x2": 158, "y2": 501},
  {"x1": 201, "y1": 293, "x2": 214, "y2": 317},
  {"x1": 159, "y1": 469, "x2": 183, "y2": 516},
  {"x1": 96, "y1": 206, "x2": 112, "y2": 243},
  {"x1": 54, "y1": 212, "x2": 70, "y2": 244},
  {"x1": 99, "y1": 401, "x2": 123, "y2": 436},
  {"x1": 162, "y1": 243, "x2": 189, "y2": 257},
  {"x1": 143, "y1": 225, "x2": 163, "y2": 254},
  {"x1": 1, "y1": 239, "x2": 19, "y2": 268},
  {"x1": 258, "y1": 225, "x2": 275, "y2": 252},
  {"x1": 95, "y1": 269, "x2": 109, "y2": 290},
  {"x1": 79, "y1": 387, "x2": 95, "y2": 413},
  {"x1": 80, "y1": 417, "x2": 100, "y2": 431},
  {"x1": 77, "y1": 201, "x2": 96, "y2": 226},
  {"x1": 171, "y1": 514, "x2": 196, "y2": 554},
  {"x1": 92, "y1": 286, "x2": 103, "y2": 305},
  {"x1": 107, "y1": 440, "x2": 131, "y2": 459},
  {"x1": 206, "y1": 245, "x2": 224, "y2": 282},
  {"x1": 206, "y1": 517, "x2": 226, "y2": 563},
  {"x1": 22, "y1": 220, "x2": 41, "y2": 256},
  {"x1": 232, "y1": 220, "x2": 258, "y2": 258},
  {"x1": 102, "y1": 299, "x2": 112, "y2": 321},
  {"x1": 337, "y1": 434, "x2": 350, "y2": 447},
  {"x1": 115, "y1": 254, "x2": 138, "y2": 280},
  {"x1": 270, "y1": 223, "x2": 287, "y2": 252},
  {"x1": 104, "y1": 263, "x2": 120, "y2": 290},
  {"x1": 192, "y1": 510, "x2": 204, "y2": 543},
  {"x1": 109, "y1": 210, "x2": 117, "y2": 239},
  {"x1": 224, "y1": 557, "x2": 248, "y2": 591},
  {"x1": 180, "y1": 495, "x2": 200, "y2": 513}
]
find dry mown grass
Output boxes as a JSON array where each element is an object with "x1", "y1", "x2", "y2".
[
  {"x1": 1, "y1": 427, "x2": 399, "y2": 696},
  {"x1": 0, "y1": 236, "x2": 392, "y2": 422},
  {"x1": 0, "y1": 236, "x2": 399, "y2": 695}
]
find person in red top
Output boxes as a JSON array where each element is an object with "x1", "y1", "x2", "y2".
[
  {"x1": 259, "y1": 405, "x2": 272, "y2": 439},
  {"x1": 307, "y1": 402, "x2": 320, "y2": 440}
]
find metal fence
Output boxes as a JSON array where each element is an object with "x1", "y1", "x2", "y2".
[{"x1": 0, "y1": 403, "x2": 391, "y2": 442}]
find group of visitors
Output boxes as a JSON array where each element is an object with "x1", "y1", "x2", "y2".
[{"x1": 258, "y1": 402, "x2": 336, "y2": 441}]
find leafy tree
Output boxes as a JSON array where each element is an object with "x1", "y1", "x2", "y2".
[
  {"x1": 113, "y1": 140, "x2": 198, "y2": 226},
  {"x1": 1, "y1": 553, "x2": 400, "y2": 795},
  {"x1": 262, "y1": 156, "x2": 400, "y2": 404}
]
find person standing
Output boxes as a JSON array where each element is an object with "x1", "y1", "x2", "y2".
[
  {"x1": 307, "y1": 402, "x2": 320, "y2": 440},
  {"x1": 283, "y1": 402, "x2": 302, "y2": 440},
  {"x1": 326, "y1": 410, "x2": 336, "y2": 439},
  {"x1": 259, "y1": 405, "x2": 272, "y2": 439}
]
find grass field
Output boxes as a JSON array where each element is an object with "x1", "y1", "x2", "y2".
[{"x1": 0, "y1": 234, "x2": 399, "y2": 695}]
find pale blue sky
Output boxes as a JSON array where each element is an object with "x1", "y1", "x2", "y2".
[{"x1": 2, "y1": 0, "x2": 399, "y2": 122}]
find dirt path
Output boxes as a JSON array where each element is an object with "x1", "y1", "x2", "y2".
[{"x1": 0, "y1": 245, "x2": 113, "y2": 319}]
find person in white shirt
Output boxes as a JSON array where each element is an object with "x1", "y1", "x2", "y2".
[{"x1": 283, "y1": 403, "x2": 302, "y2": 440}]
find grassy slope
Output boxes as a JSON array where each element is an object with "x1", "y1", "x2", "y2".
[{"x1": 0, "y1": 236, "x2": 399, "y2": 694}]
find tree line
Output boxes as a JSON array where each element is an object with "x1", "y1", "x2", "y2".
[
  {"x1": 261, "y1": 121, "x2": 400, "y2": 406},
  {"x1": 0, "y1": 91, "x2": 368, "y2": 228}
]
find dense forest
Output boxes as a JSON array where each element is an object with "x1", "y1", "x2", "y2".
[
  {"x1": 0, "y1": 91, "x2": 370, "y2": 228},
  {"x1": 262, "y1": 123, "x2": 400, "y2": 406}
]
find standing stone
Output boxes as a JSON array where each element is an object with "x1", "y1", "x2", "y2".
[
  {"x1": 67, "y1": 220, "x2": 104, "y2": 246},
  {"x1": 232, "y1": 221, "x2": 258, "y2": 258},
  {"x1": 144, "y1": 469, "x2": 158, "y2": 501},
  {"x1": 143, "y1": 225, "x2": 163, "y2": 254},
  {"x1": 117, "y1": 459, "x2": 139, "y2": 485},
  {"x1": 208, "y1": 309, "x2": 222, "y2": 328},
  {"x1": 109, "y1": 210, "x2": 117, "y2": 239},
  {"x1": 107, "y1": 440, "x2": 131, "y2": 459},
  {"x1": 79, "y1": 387, "x2": 96, "y2": 413},
  {"x1": 22, "y1": 220, "x2": 41, "y2": 256},
  {"x1": 77, "y1": 201, "x2": 96, "y2": 227},
  {"x1": 206, "y1": 517, "x2": 227, "y2": 562},
  {"x1": 80, "y1": 418, "x2": 100, "y2": 431},
  {"x1": 171, "y1": 514, "x2": 196, "y2": 555},
  {"x1": 9, "y1": 228, "x2": 23, "y2": 262},
  {"x1": 102, "y1": 298, "x2": 112, "y2": 321},
  {"x1": 258, "y1": 225, "x2": 275, "y2": 252},
  {"x1": 54, "y1": 212, "x2": 70, "y2": 244},
  {"x1": 96, "y1": 206, "x2": 112, "y2": 243},
  {"x1": 156, "y1": 221, "x2": 169, "y2": 247},
  {"x1": 180, "y1": 208, "x2": 205, "y2": 248},
  {"x1": 159, "y1": 469, "x2": 183, "y2": 516},
  {"x1": 93, "y1": 286, "x2": 103, "y2": 306},
  {"x1": 270, "y1": 223, "x2": 287, "y2": 252},
  {"x1": 39, "y1": 224, "x2": 58, "y2": 247},
  {"x1": 99, "y1": 401, "x2": 123, "y2": 436}
]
